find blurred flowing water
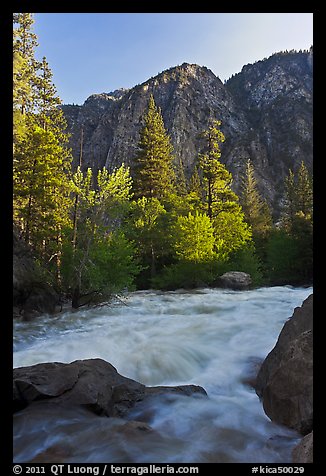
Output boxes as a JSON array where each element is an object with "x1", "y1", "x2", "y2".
[{"x1": 13, "y1": 286, "x2": 312, "y2": 463}]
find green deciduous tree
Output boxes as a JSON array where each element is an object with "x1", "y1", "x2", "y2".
[
  {"x1": 174, "y1": 211, "x2": 215, "y2": 263},
  {"x1": 64, "y1": 165, "x2": 139, "y2": 307},
  {"x1": 213, "y1": 210, "x2": 252, "y2": 260},
  {"x1": 133, "y1": 94, "x2": 176, "y2": 200}
]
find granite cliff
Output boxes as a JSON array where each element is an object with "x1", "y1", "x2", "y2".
[{"x1": 61, "y1": 49, "x2": 313, "y2": 213}]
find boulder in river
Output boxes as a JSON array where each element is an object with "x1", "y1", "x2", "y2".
[
  {"x1": 255, "y1": 294, "x2": 313, "y2": 437},
  {"x1": 13, "y1": 358, "x2": 207, "y2": 417},
  {"x1": 216, "y1": 271, "x2": 252, "y2": 290}
]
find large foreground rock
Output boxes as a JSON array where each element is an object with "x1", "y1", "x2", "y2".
[
  {"x1": 255, "y1": 294, "x2": 313, "y2": 435},
  {"x1": 13, "y1": 358, "x2": 207, "y2": 417}
]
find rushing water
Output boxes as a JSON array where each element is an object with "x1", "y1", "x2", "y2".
[{"x1": 13, "y1": 286, "x2": 312, "y2": 463}]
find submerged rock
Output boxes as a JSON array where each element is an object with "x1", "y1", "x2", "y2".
[{"x1": 14, "y1": 358, "x2": 207, "y2": 463}]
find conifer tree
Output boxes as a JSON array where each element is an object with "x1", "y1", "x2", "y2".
[
  {"x1": 13, "y1": 125, "x2": 72, "y2": 259},
  {"x1": 240, "y1": 159, "x2": 272, "y2": 236},
  {"x1": 175, "y1": 157, "x2": 188, "y2": 196},
  {"x1": 198, "y1": 120, "x2": 239, "y2": 219},
  {"x1": 13, "y1": 13, "x2": 39, "y2": 116},
  {"x1": 282, "y1": 161, "x2": 313, "y2": 231},
  {"x1": 266, "y1": 162, "x2": 313, "y2": 285},
  {"x1": 198, "y1": 120, "x2": 252, "y2": 258},
  {"x1": 33, "y1": 57, "x2": 64, "y2": 131},
  {"x1": 133, "y1": 94, "x2": 175, "y2": 200},
  {"x1": 13, "y1": 14, "x2": 73, "y2": 284}
]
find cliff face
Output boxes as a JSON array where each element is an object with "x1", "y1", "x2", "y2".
[
  {"x1": 61, "y1": 49, "x2": 313, "y2": 211},
  {"x1": 226, "y1": 50, "x2": 313, "y2": 204}
]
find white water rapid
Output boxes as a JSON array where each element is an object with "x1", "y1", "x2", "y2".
[{"x1": 13, "y1": 286, "x2": 312, "y2": 463}]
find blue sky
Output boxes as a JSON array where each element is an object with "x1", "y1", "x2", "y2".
[{"x1": 32, "y1": 13, "x2": 313, "y2": 105}]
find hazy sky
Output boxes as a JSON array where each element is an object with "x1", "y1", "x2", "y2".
[{"x1": 33, "y1": 13, "x2": 313, "y2": 105}]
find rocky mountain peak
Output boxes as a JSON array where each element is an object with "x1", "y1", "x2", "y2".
[
  {"x1": 61, "y1": 49, "x2": 312, "y2": 213},
  {"x1": 83, "y1": 88, "x2": 129, "y2": 108}
]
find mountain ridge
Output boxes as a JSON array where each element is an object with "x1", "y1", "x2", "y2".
[{"x1": 61, "y1": 49, "x2": 313, "y2": 213}]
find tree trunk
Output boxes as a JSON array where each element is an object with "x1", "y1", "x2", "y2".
[
  {"x1": 150, "y1": 242, "x2": 156, "y2": 279},
  {"x1": 72, "y1": 285, "x2": 80, "y2": 309}
]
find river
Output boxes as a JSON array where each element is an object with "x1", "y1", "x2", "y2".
[{"x1": 13, "y1": 285, "x2": 312, "y2": 463}]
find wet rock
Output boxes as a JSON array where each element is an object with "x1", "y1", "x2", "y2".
[
  {"x1": 255, "y1": 294, "x2": 313, "y2": 435},
  {"x1": 13, "y1": 358, "x2": 207, "y2": 417},
  {"x1": 240, "y1": 356, "x2": 263, "y2": 388},
  {"x1": 292, "y1": 431, "x2": 313, "y2": 463},
  {"x1": 217, "y1": 271, "x2": 252, "y2": 290}
]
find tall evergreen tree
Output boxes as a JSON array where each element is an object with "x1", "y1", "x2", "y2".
[
  {"x1": 13, "y1": 14, "x2": 73, "y2": 284},
  {"x1": 266, "y1": 162, "x2": 313, "y2": 285},
  {"x1": 13, "y1": 125, "x2": 72, "y2": 258},
  {"x1": 133, "y1": 94, "x2": 176, "y2": 200},
  {"x1": 282, "y1": 161, "x2": 313, "y2": 231},
  {"x1": 198, "y1": 120, "x2": 239, "y2": 219},
  {"x1": 13, "y1": 13, "x2": 38, "y2": 116},
  {"x1": 34, "y1": 56, "x2": 67, "y2": 135},
  {"x1": 240, "y1": 159, "x2": 272, "y2": 236},
  {"x1": 198, "y1": 120, "x2": 252, "y2": 258}
]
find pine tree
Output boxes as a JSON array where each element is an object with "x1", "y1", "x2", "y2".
[
  {"x1": 187, "y1": 166, "x2": 203, "y2": 210},
  {"x1": 175, "y1": 156, "x2": 188, "y2": 196},
  {"x1": 133, "y1": 94, "x2": 176, "y2": 200},
  {"x1": 13, "y1": 13, "x2": 39, "y2": 116},
  {"x1": 13, "y1": 15, "x2": 74, "y2": 284},
  {"x1": 295, "y1": 161, "x2": 313, "y2": 219},
  {"x1": 240, "y1": 159, "x2": 272, "y2": 236},
  {"x1": 13, "y1": 125, "x2": 72, "y2": 262},
  {"x1": 197, "y1": 120, "x2": 252, "y2": 258},
  {"x1": 266, "y1": 162, "x2": 313, "y2": 285},
  {"x1": 34, "y1": 56, "x2": 68, "y2": 140},
  {"x1": 13, "y1": 53, "x2": 28, "y2": 143},
  {"x1": 282, "y1": 161, "x2": 313, "y2": 231},
  {"x1": 13, "y1": 13, "x2": 39, "y2": 146},
  {"x1": 198, "y1": 120, "x2": 239, "y2": 219}
]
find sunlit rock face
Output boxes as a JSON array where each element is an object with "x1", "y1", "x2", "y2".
[{"x1": 62, "y1": 49, "x2": 312, "y2": 213}]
